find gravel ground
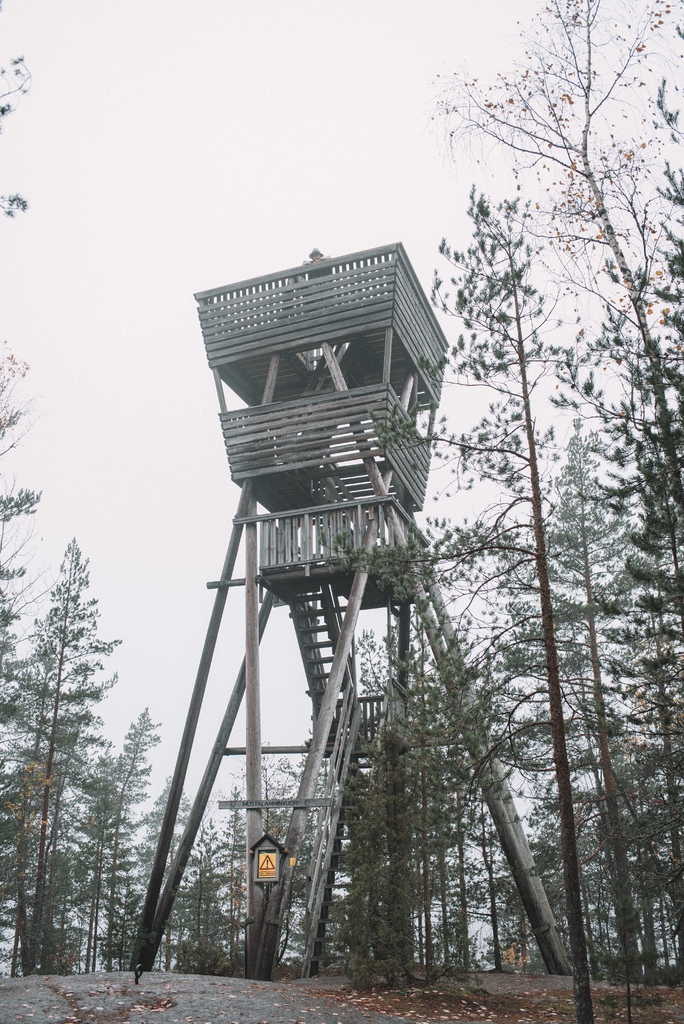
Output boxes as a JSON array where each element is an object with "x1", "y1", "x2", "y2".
[
  {"x1": 0, "y1": 971, "x2": 420, "y2": 1024},
  {"x1": 4, "y1": 968, "x2": 678, "y2": 1024}
]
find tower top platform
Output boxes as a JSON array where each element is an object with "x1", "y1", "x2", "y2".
[{"x1": 195, "y1": 243, "x2": 448, "y2": 411}]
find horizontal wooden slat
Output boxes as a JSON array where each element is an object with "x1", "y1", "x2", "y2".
[
  {"x1": 195, "y1": 244, "x2": 399, "y2": 302},
  {"x1": 199, "y1": 260, "x2": 396, "y2": 328},
  {"x1": 195, "y1": 243, "x2": 449, "y2": 409},
  {"x1": 198, "y1": 267, "x2": 396, "y2": 351},
  {"x1": 235, "y1": 493, "x2": 403, "y2": 524},
  {"x1": 203, "y1": 299, "x2": 395, "y2": 361},
  {"x1": 219, "y1": 384, "x2": 431, "y2": 510}
]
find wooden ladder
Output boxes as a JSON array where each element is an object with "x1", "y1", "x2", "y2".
[
  {"x1": 300, "y1": 678, "x2": 360, "y2": 977},
  {"x1": 300, "y1": 693, "x2": 390, "y2": 975},
  {"x1": 290, "y1": 584, "x2": 345, "y2": 726},
  {"x1": 288, "y1": 583, "x2": 358, "y2": 976}
]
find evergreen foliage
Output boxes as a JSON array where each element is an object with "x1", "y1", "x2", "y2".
[{"x1": 340, "y1": 729, "x2": 414, "y2": 987}]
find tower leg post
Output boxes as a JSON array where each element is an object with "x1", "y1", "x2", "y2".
[
  {"x1": 145, "y1": 593, "x2": 274, "y2": 968},
  {"x1": 245, "y1": 512, "x2": 267, "y2": 977},
  {"x1": 131, "y1": 482, "x2": 253, "y2": 973}
]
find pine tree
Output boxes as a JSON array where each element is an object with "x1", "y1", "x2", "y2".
[
  {"x1": 548, "y1": 426, "x2": 640, "y2": 971},
  {"x1": 340, "y1": 727, "x2": 414, "y2": 987},
  {"x1": 23, "y1": 539, "x2": 119, "y2": 974},
  {"x1": 102, "y1": 710, "x2": 159, "y2": 971},
  {"x1": 220, "y1": 793, "x2": 247, "y2": 975},
  {"x1": 433, "y1": 192, "x2": 593, "y2": 1020},
  {"x1": 173, "y1": 819, "x2": 232, "y2": 976},
  {"x1": 76, "y1": 753, "x2": 117, "y2": 973}
]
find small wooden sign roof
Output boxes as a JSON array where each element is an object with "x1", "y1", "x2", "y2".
[{"x1": 250, "y1": 832, "x2": 285, "y2": 855}]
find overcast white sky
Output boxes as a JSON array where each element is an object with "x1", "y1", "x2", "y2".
[{"x1": 1, "y1": 1, "x2": 542, "y2": 802}]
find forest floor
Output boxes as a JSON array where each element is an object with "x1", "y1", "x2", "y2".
[
  {"x1": 2, "y1": 969, "x2": 684, "y2": 1024},
  {"x1": 340, "y1": 971, "x2": 684, "y2": 1024}
]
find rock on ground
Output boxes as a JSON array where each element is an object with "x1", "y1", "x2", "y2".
[{"x1": 0, "y1": 970, "x2": 418, "y2": 1024}]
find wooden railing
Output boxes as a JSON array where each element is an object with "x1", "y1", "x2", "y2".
[
  {"x1": 196, "y1": 248, "x2": 396, "y2": 361},
  {"x1": 358, "y1": 695, "x2": 385, "y2": 744},
  {"x1": 235, "y1": 497, "x2": 412, "y2": 572}
]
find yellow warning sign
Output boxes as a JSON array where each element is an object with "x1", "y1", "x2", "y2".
[{"x1": 257, "y1": 850, "x2": 277, "y2": 880}]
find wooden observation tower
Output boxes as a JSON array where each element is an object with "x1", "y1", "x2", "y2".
[{"x1": 132, "y1": 245, "x2": 572, "y2": 982}]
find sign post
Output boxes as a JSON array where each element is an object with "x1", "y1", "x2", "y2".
[{"x1": 250, "y1": 833, "x2": 285, "y2": 885}]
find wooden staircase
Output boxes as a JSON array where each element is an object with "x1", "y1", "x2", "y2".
[
  {"x1": 289, "y1": 583, "x2": 355, "y2": 723},
  {"x1": 300, "y1": 679, "x2": 359, "y2": 977},
  {"x1": 288, "y1": 583, "x2": 391, "y2": 976},
  {"x1": 306, "y1": 796, "x2": 350, "y2": 975}
]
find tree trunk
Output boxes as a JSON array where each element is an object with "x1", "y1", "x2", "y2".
[
  {"x1": 41, "y1": 779, "x2": 65, "y2": 973},
  {"x1": 521, "y1": 914, "x2": 528, "y2": 970},
  {"x1": 419, "y1": 760, "x2": 433, "y2": 981},
  {"x1": 416, "y1": 910, "x2": 424, "y2": 968},
  {"x1": 514, "y1": 289, "x2": 594, "y2": 1023},
  {"x1": 576, "y1": 496, "x2": 639, "y2": 977},
  {"x1": 13, "y1": 775, "x2": 31, "y2": 977},
  {"x1": 652, "y1": 613, "x2": 684, "y2": 969},
  {"x1": 482, "y1": 813, "x2": 502, "y2": 972},
  {"x1": 659, "y1": 893, "x2": 671, "y2": 967},
  {"x1": 437, "y1": 842, "x2": 452, "y2": 967},
  {"x1": 30, "y1": 557, "x2": 77, "y2": 975},
  {"x1": 85, "y1": 835, "x2": 102, "y2": 973},
  {"x1": 455, "y1": 788, "x2": 469, "y2": 972},
  {"x1": 580, "y1": 871, "x2": 599, "y2": 978}
]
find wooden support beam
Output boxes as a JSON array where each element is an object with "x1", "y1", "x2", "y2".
[
  {"x1": 246, "y1": 356, "x2": 282, "y2": 972},
  {"x1": 134, "y1": 345, "x2": 282, "y2": 977},
  {"x1": 245, "y1": 499, "x2": 266, "y2": 977},
  {"x1": 321, "y1": 342, "x2": 348, "y2": 392},
  {"x1": 224, "y1": 744, "x2": 309, "y2": 756},
  {"x1": 263, "y1": 354, "x2": 280, "y2": 404},
  {"x1": 314, "y1": 342, "x2": 350, "y2": 394},
  {"x1": 148, "y1": 593, "x2": 274, "y2": 965},
  {"x1": 131, "y1": 480, "x2": 254, "y2": 973},
  {"x1": 400, "y1": 369, "x2": 416, "y2": 409},
  {"x1": 382, "y1": 326, "x2": 393, "y2": 384},
  {"x1": 206, "y1": 577, "x2": 246, "y2": 590},
  {"x1": 213, "y1": 368, "x2": 228, "y2": 413}
]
